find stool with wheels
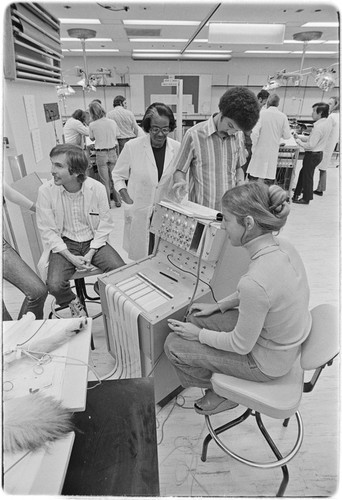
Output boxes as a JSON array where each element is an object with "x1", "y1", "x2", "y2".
[
  {"x1": 49, "y1": 267, "x2": 102, "y2": 320},
  {"x1": 200, "y1": 304, "x2": 339, "y2": 497}
]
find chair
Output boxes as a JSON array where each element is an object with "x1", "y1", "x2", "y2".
[
  {"x1": 49, "y1": 267, "x2": 103, "y2": 321},
  {"x1": 200, "y1": 304, "x2": 339, "y2": 497}
]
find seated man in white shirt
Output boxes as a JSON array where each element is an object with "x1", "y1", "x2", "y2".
[{"x1": 37, "y1": 144, "x2": 125, "y2": 317}]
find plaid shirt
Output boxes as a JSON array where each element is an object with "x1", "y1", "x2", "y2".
[{"x1": 174, "y1": 115, "x2": 246, "y2": 210}]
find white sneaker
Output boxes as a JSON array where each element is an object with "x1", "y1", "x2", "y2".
[{"x1": 69, "y1": 297, "x2": 87, "y2": 317}]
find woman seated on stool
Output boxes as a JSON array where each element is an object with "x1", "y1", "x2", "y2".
[{"x1": 165, "y1": 182, "x2": 312, "y2": 415}]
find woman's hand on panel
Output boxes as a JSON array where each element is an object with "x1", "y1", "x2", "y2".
[
  {"x1": 188, "y1": 302, "x2": 220, "y2": 317},
  {"x1": 167, "y1": 319, "x2": 201, "y2": 341}
]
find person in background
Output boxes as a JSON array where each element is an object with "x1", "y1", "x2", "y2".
[
  {"x1": 63, "y1": 109, "x2": 89, "y2": 147},
  {"x1": 165, "y1": 182, "x2": 311, "y2": 415},
  {"x1": 257, "y1": 89, "x2": 270, "y2": 109},
  {"x1": 107, "y1": 95, "x2": 140, "y2": 154},
  {"x1": 3, "y1": 183, "x2": 48, "y2": 320},
  {"x1": 88, "y1": 101, "x2": 121, "y2": 208},
  {"x1": 112, "y1": 102, "x2": 180, "y2": 261},
  {"x1": 314, "y1": 96, "x2": 340, "y2": 196},
  {"x1": 241, "y1": 90, "x2": 270, "y2": 178},
  {"x1": 36, "y1": 144, "x2": 125, "y2": 318},
  {"x1": 292, "y1": 102, "x2": 331, "y2": 205},
  {"x1": 247, "y1": 94, "x2": 292, "y2": 184},
  {"x1": 171, "y1": 87, "x2": 260, "y2": 210}
]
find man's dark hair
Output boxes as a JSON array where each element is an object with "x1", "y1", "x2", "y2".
[
  {"x1": 219, "y1": 87, "x2": 260, "y2": 132},
  {"x1": 113, "y1": 95, "x2": 126, "y2": 107},
  {"x1": 257, "y1": 90, "x2": 270, "y2": 102},
  {"x1": 312, "y1": 102, "x2": 330, "y2": 118},
  {"x1": 71, "y1": 109, "x2": 87, "y2": 123},
  {"x1": 49, "y1": 144, "x2": 89, "y2": 184},
  {"x1": 141, "y1": 102, "x2": 176, "y2": 132}
]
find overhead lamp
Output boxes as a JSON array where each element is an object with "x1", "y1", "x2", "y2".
[
  {"x1": 60, "y1": 18, "x2": 101, "y2": 24},
  {"x1": 123, "y1": 20, "x2": 200, "y2": 26},
  {"x1": 133, "y1": 49, "x2": 181, "y2": 53},
  {"x1": 132, "y1": 53, "x2": 231, "y2": 61},
  {"x1": 292, "y1": 31, "x2": 322, "y2": 74},
  {"x1": 67, "y1": 28, "x2": 97, "y2": 106},
  {"x1": 245, "y1": 50, "x2": 291, "y2": 54},
  {"x1": 302, "y1": 22, "x2": 338, "y2": 28},
  {"x1": 208, "y1": 23, "x2": 285, "y2": 44},
  {"x1": 129, "y1": 38, "x2": 188, "y2": 43},
  {"x1": 69, "y1": 49, "x2": 119, "y2": 52},
  {"x1": 61, "y1": 37, "x2": 111, "y2": 42}
]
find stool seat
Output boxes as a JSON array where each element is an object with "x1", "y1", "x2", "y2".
[
  {"x1": 72, "y1": 266, "x2": 101, "y2": 280},
  {"x1": 200, "y1": 304, "x2": 339, "y2": 496},
  {"x1": 211, "y1": 358, "x2": 304, "y2": 419}
]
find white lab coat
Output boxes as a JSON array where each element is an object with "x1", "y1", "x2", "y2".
[
  {"x1": 316, "y1": 112, "x2": 339, "y2": 171},
  {"x1": 112, "y1": 134, "x2": 180, "y2": 260},
  {"x1": 247, "y1": 107, "x2": 292, "y2": 180}
]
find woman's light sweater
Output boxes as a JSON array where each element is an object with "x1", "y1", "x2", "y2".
[{"x1": 199, "y1": 233, "x2": 312, "y2": 377}]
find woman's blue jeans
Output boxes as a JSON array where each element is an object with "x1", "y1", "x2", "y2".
[
  {"x1": 95, "y1": 149, "x2": 121, "y2": 205},
  {"x1": 2, "y1": 239, "x2": 48, "y2": 320},
  {"x1": 47, "y1": 238, "x2": 125, "y2": 307},
  {"x1": 164, "y1": 308, "x2": 274, "y2": 389}
]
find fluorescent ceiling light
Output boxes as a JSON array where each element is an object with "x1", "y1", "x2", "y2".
[
  {"x1": 302, "y1": 22, "x2": 339, "y2": 28},
  {"x1": 61, "y1": 38, "x2": 111, "y2": 42},
  {"x1": 123, "y1": 20, "x2": 200, "y2": 26},
  {"x1": 133, "y1": 49, "x2": 181, "y2": 52},
  {"x1": 284, "y1": 39, "x2": 323, "y2": 44},
  {"x1": 59, "y1": 19, "x2": 101, "y2": 24},
  {"x1": 209, "y1": 23, "x2": 285, "y2": 44},
  {"x1": 325, "y1": 40, "x2": 339, "y2": 44},
  {"x1": 245, "y1": 50, "x2": 291, "y2": 54},
  {"x1": 185, "y1": 49, "x2": 232, "y2": 53},
  {"x1": 132, "y1": 53, "x2": 231, "y2": 60},
  {"x1": 291, "y1": 50, "x2": 337, "y2": 55},
  {"x1": 69, "y1": 49, "x2": 119, "y2": 52},
  {"x1": 129, "y1": 38, "x2": 188, "y2": 42}
]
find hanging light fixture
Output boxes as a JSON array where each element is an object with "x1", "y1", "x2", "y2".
[
  {"x1": 262, "y1": 31, "x2": 339, "y2": 91},
  {"x1": 292, "y1": 31, "x2": 323, "y2": 74},
  {"x1": 67, "y1": 28, "x2": 97, "y2": 105}
]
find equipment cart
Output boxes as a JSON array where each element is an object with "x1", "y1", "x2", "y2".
[{"x1": 276, "y1": 145, "x2": 300, "y2": 201}]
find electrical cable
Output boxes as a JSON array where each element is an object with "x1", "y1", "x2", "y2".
[
  {"x1": 16, "y1": 320, "x2": 47, "y2": 346},
  {"x1": 166, "y1": 254, "x2": 218, "y2": 303},
  {"x1": 20, "y1": 349, "x2": 102, "y2": 389}
]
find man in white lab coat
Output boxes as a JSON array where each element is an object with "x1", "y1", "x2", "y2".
[{"x1": 247, "y1": 94, "x2": 292, "y2": 183}]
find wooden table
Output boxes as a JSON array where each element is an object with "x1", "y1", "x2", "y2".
[
  {"x1": 62, "y1": 378, "x2": 160, "y2": 497},
  {"x1": 3, "y1": 317, "x2": 92, "y2": 495}
]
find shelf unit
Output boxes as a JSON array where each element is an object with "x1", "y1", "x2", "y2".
[
  {"x1": 4, "y1": 3, "x2": 62, "y2": 84},
  {"x1": 276, "y1": 146, "x2": 300, "y2": 200}
]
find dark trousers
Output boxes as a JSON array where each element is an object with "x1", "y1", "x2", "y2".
[
  {"x1": 3, "y1": 239, "x2": 48, "y2": 320},
  {"x1": 294, "y1": 151, "x2": 323, "y2": 202},
  {"x1": 118, "y1": 138, "x2": 134, "y2": 155}
]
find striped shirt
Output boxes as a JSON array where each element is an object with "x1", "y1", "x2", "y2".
[
  {"x1": 61, "y1": 186, "x2": 93, "y2": 242},
  {"x1": 174, "y1": 115, "x2": 246, "y2": 210}
]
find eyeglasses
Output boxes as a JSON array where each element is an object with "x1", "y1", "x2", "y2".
[{"x1": 150, "y1": 126, "x2": 170, "y2": 135}]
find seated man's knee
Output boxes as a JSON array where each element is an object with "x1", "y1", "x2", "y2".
[{"x1": 47, "y1": 276, "x2": 65, "y2": 296}]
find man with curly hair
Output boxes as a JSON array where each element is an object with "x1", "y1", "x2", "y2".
[{"x1": 171, "y1": 87, "x2": 260, "y2": 210}]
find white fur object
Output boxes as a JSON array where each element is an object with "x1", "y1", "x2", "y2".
[
  {"x1": 4, "y1": 393, "x2": 74, "y2": 454},
  {"x1": 21, "y1": 318, "x2": 87, "y2": 359}
]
